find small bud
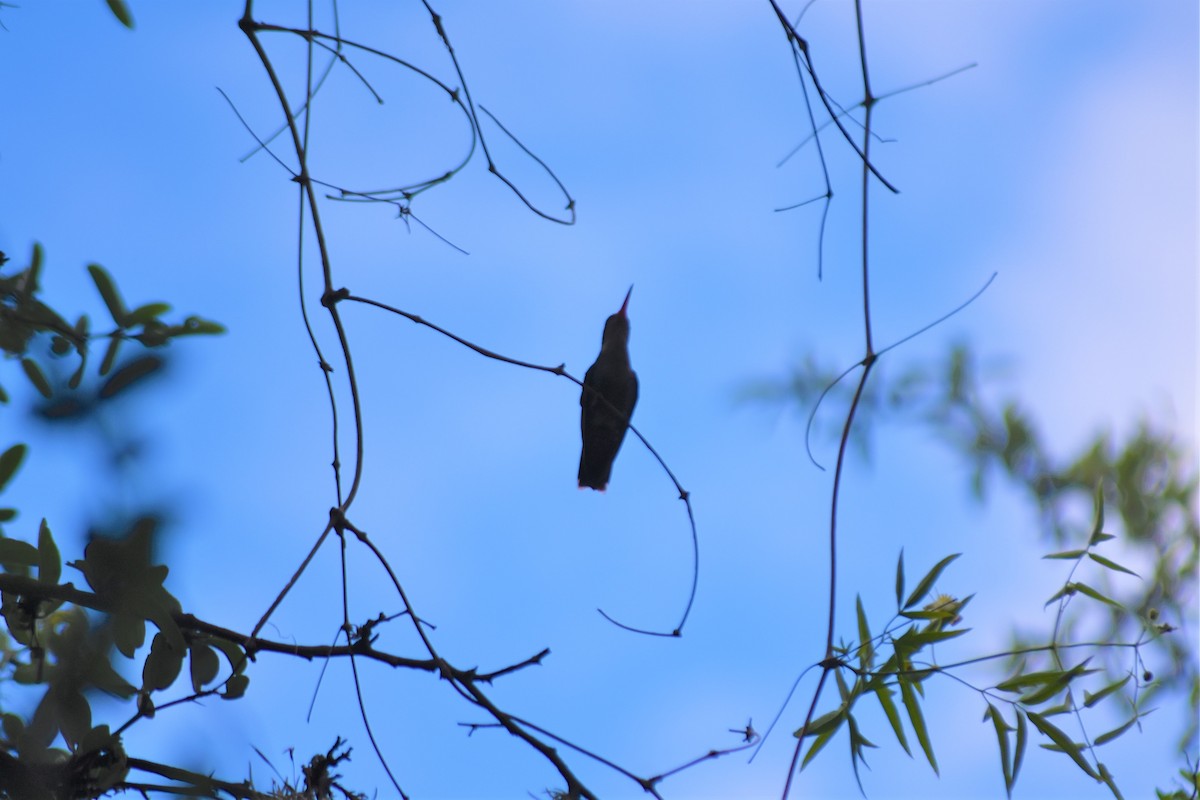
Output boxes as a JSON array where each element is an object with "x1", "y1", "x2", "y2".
[
  {"x1": 138, "y1": 691, "x2": 156, "y2": 719},
  {"x1": 1147, "y1": 608, "x2": 1159, "y2": 621},
  {"x1": 1142, "y1": 670, "x2": 1153, "y2": 682}
]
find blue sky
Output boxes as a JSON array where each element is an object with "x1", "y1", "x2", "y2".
[{"x1": 1, "y1": 2, "x2": 1196, "y2": 798}]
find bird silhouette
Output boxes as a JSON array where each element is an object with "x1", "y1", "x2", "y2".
[{"x1": 578, "y1": 286, "x2": 638, "y2": 491}]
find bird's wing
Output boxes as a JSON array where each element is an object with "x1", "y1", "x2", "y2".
[{"x1": 580, "y1": 364, "x2": 596, "y2": 409}]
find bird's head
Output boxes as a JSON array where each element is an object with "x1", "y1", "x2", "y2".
[{"x1": 601, "y1": 286, "x2": 633, "y2": 349}]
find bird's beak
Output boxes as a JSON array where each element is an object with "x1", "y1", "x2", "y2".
[{"x1": 619, "y1": 285, "x2": 633, "y2": 317}]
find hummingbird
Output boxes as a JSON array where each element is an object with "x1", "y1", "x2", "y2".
[{"x1": 578, "y1": 286, "x2": 639, "y2": 491}]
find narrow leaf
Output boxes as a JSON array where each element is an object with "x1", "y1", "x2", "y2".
[
  {"x1": 895, "y1": 549, "x2": 905, "y2": 609},
  {"x1": 1097, "y1": 763, "x2": 1125, "y2": 800},
  {"x1": 0, "y1": 444, "x2": 27, "y2": 492},
  {"x1": 1013, "y1": 710, "x2": 1028, "y2": 785},
  {"x1": 37, "y1": 519, "x2": 60, "y2": 585},
  {"x1": 179, "y1": 316, "x2": 226, "y2": 335},
  {"x1": 856, "y1": 595, "x2": 873, "y2": 667},
  {"x1": 88, "y1": 264, "x2": 128, "y2": 325},
  {"x1": 105, "y1": 0, "x2": 135, "y2": 28},
  {"x1": 99, "y1": 335, "x2": 122, "y2": 377},
  {"x1": 1072, "y1": 582, "x2": 1123, "y2": 609},
  {"x1": 873, "y1": 682, "x2": 910, "y2": 756},
  {"x1": 1087, "y1": 552, "x2": 1138, "y2": 577},
  {"x1": 28, "y1": 242, "x2": 44, "y2": 291},
  {"x1": 1044, "y1": 585, "x2": 1071, "y2": 607},
  {"x1": 996, "y1": 667, "x2": 1070, "y2": 693},
  {"x1": 800, "y1": 724, "x2": 841, "y2": 770},
  {"x1": 99, "y1": 355, "x2": 163, "y2": 400},
  {"x1": 900, "y1": 679, "x2": 938, "y2": 774},
  {"x1": 1043, "y1": 549, "x2": 1087, "y2": 560},
  {"x1": 846, "y1": 713, "x2": 875, "y2": 796},
  {"x1": 801, "y1": 707, "x2": 845, "y2": 738},
  {"x1": 903, "y1": 553, "x2": 960, "y2": 610},
  {"x1": 1084, "y1": 676, "x2": 1130, "y2": 708},
  {"x1": 1026, "y1": 711, "x2": 1099, "y2": 779},
  {"x1": 21, "y1": 359, "x2": 52, "y2": 398},
  {"x1": 906, "y1": 628, "x2": 970, "y2": 647},
  {"x1": 1093, "y1": 716, "x2": 1139, "y2": 746},
  {"x1": 127, "y1": 302, "x2": 171, "y2": 325},
  {"x1": 987, "y1": 703, "x2": 1013, "y2": 797},
  {"x1": 1088, "y1": 484, "x2": 1105, "y2": 544}
]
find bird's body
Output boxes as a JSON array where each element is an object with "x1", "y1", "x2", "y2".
[{"x1": 578, "y1": 287, "x2": 638, "y2": 491}]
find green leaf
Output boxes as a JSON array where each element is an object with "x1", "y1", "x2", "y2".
[
  {"x1": 222, "y1": 673, "x2": 249, "y2": 700},
  {"x1": 1018, "y1": 680, "x2": 1070, "y2": 707},
  {"x1": 68, "y1": 357, "x2": 87, "y2": 390},
  {"x1": 1036, "y1": 700, "x2": 1075, "y2": 717},
  {"x1": 28, "y1": 242, "x2": 44, "y2": 291},
  {"x1": 1072, "y1": 582, "x2": 1123, "y2": 609},
  {"x1": 126, "y1": 302, "x2": 171, "y2": 325},
  {"x1": 99, "y1": 355, "x2": 163, "y2": 400},
  {"x1": 895, "y1": 549, "x2": 905, "y2": 609},
  {"x1": 1013, "y1": 710, "x2": 1028, "y2": 786},
  {"x1": 207, "y1": 636, "x2": 249, "y2": 675},
  {"x1": 873, "y1": 681, "x2": 910, "y2": 756},
  {"x1": 99, "y1": 335, "x2": 122, "y2": 377},
  {"x1": 21, "y1": 358, "x2": 52, "y2": 398},
  {"x1": 0, "y1": 444, "x2": 27, "y2": 493},
  {"x1": 996, "y1": 668, "x2": 1067, "y2": 693},
  {"x1": 846, "y1": 713, "x2": 876, "y2": 795},
  {"x1": 179, "y1": 316, "x2": 226, "y2": 335},
  {"x1": 900, "y1": 678, "x2": 938, "y2": 774},
  {"x1": 1043, "y1": 549, "x2": 1087, "y2": 560},
  {"x1": 906, "y1": 628, "x2": 969, "y2": 647},
  {"x1": 105, "y1": 0, "x2": 135, "y2": 28},
  {"x1": 799, "y1": 709, "x2": 845, "y2": 769},
  {"x1": 88, "y1": 264, "x2": 129, "y2": 326},
  {"x1": 142, "y1": 633, "x2": 184, "y2": 692},
  {"x1": 1088, "y1": 484, "x2": 1105, "y2": 544},
  {"x1": 903, "y1": 553, "x2": 960, "y2": 610},
  {"x1": 1026, "y1": 711, "x2": 1099, "y2": 780},
  {"x1": 0, "y1": 537, "x2": 39, "y2": 568},
  {"x1": 856, "y1": 595, "x2": 873, "y2": 668},
  {"x1": 55, "y1": 687, "x2": 92, "y2": 748},
  {"x1": 802, "y1": 706, "x2": 845, "y2": 738},
  {"x1": 1087, "y1": 552, "x2": 1138, "y2": 577},
  {"x1": 1094, "y1": 716, "x2": 1139, "y2": 746},
  {"x1": 986, "y1": 704, "x2": 1014, "y2": 797},
  {"x1": 190, "y1": 642, "x2": 221, "y2": 692},
  {"x1": 1044, "y1": 585, "x2": 1071, "y2": 607},
  {"x1": 37, "y1": 519, "x2": 60, "y2": 585},
  {"x1": 999, "y1": 660, "x2": 1097, "y2": 701},
  {"x1": 146, "y1": 598, "x2": 186, "y2": 654},
  {"x1": 1097, "y1": 762, "x2": 1125, "y2": 800},
  {"x1": 1084, "y1": 676, "x2": 1131, "y2": 708},
  {"x1": 112, "y1": 612, "x2": 147, "y2": 659}
]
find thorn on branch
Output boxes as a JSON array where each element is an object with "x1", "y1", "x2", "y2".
[{"x1": 728, "y1": 719, "x2": 758, "y2": 743}]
